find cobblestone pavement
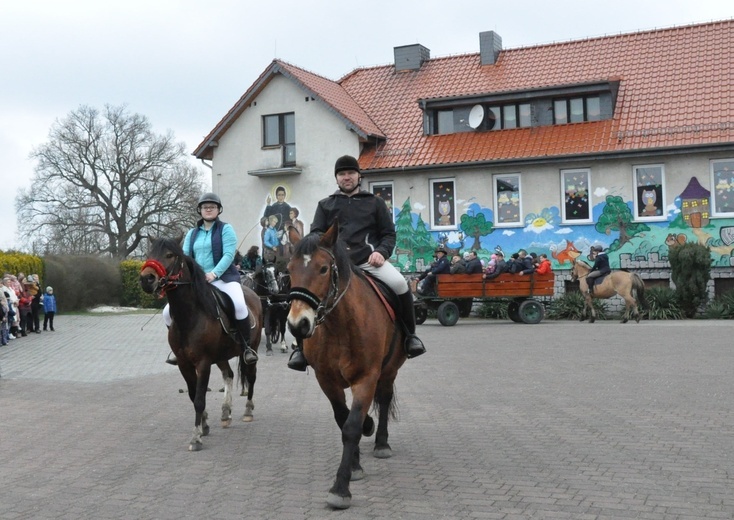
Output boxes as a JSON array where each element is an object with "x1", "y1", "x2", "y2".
[{"x1": 1, "y1": 314, "x2": 733, "y2": 519}]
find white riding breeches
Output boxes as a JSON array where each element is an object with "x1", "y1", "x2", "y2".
[
  {"x1": 358, "y1": 260, "x2": 409, "y2": 295},
  {"x1": 163, "y1": 279, "x2": 249, "y2": 327}
]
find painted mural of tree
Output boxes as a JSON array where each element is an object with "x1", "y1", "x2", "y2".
[
  {"x1": 595, "y1": 195, "x2": 650, "y2": 250},
  {"x1": 459, "y1": 212, "x2": 494, "y2": 250},
  {"x1": 394, "y1": 199, "x2": 433, "y2": 267}
]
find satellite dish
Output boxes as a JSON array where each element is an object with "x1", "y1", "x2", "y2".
[{"x1": 468, "y1": 104, "x2": 485, "y2": 129}]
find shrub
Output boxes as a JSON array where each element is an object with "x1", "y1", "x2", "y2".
[
  {"x1": 547, "y1": 291, "x2": 607, "y2": 320},
  {"x1": 703, "y1": 290, "x2": 734, "y2": 319},
  {"x1": 476, "y1": 299, "x2": 510, "y2": 320},
  {"x1": 0, "y1": 251, "x2": 44, "y2": 281},
  {"x1": 44, "y1": 255, "x2": 122, "y2": 312},
  {"x1": 644, "y1": 286, "x2": 684, "y2": 320},
  {"x1": 668, "y1": 242, "x2": 711, "y2": 318}
]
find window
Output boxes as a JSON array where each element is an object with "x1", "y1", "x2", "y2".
[
  {"x1": 633, "y1": 165, "x2": 666, "y2": 221},
  {"x1": 711, "y1": 159, "x2": 734, "y2": 216},
  {"x1": 263, "y1": 113, "x2": 295, "y2": 166},
  {"x1": 553, "y1": 96, "x2": 601, "y2": 124},
  {"x1": 432, "y1": 103, "x2": 531, "y2": 134},
  {"x1": 493, "y1": 174, "x2": 522, "y2": 226},
  {"x1": 429, "y1": 178, "x2": 457, "y2": 229},
  {"x1": 561, "y1": 169, "x2": 592, "y2": 223},
  {"x1": 369, "y1": 181, "x2": 395, "y2": 220}
]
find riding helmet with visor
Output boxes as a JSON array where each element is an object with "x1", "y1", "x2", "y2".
[{"x1": 197, "y1": 192, "x2": 222, "y2": 214}]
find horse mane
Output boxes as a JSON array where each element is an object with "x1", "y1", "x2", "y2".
[
  {"x1": 150, "y1": 237, "x2": 218, "y2": 318},
  {"x1": 293, "y1": 233, "x2": 353, "y2": 285}
]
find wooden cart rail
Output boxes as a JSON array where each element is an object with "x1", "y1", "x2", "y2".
[{"x1": 436, "y1": 272, "x2": 555, "y2": 299}]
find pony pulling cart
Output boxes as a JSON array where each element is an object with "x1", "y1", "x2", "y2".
[
  {"x1": 286, "y1": 224, "x2": 408, "y2": 509},
  {"x1": 140, "y1": 237, "x2": 263, "y2": 451}
]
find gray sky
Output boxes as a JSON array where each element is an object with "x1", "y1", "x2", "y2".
[{"x1": 1, "y1": 0, "x2": 732, "y2": 251}]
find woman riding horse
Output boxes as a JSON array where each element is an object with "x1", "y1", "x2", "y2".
[
  {"x1": 586, "y1": 245, "x2": 611, "y2": 295},
  {"x1": 164, "y1": 192, "x2": 258, "y2": 366}
]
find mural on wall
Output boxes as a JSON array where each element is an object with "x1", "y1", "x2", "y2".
[
  {"x1": 390, "y1": 175, "x2": 734, "y2": 273},
  {"x1": 256, "y1": 183, "x2": 304, "y2": 263}
]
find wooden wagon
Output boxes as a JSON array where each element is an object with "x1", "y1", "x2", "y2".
[{"x1": 414, "y1": 272, "x2": 555, "y2": 326}]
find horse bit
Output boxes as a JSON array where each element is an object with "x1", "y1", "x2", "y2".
[{"x1": 288, "y1": 247, "x2": 351, "y2": 326}]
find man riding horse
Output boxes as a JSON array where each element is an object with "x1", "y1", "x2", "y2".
[
  {"x1": 287, "y1": 155, "x2": 426, "y2": 371},
  {"x1": 586, "y1": 245, "x2": 611, "y2": 295}
]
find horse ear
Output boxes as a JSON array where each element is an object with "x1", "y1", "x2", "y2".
[
  {"x1": 175, "y1": 234, "x2": 185, "y2": 246},
  {"x1": 321, "y1": 220, "x2": 339, "y2": 248}
]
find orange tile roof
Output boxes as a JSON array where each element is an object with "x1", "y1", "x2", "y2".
[
  {"x1": 195, "y1": 20, "x2": 734, "y2": 169},
  {"x1": 344, "y1": 20, "x2": 734, "y2": 171}
]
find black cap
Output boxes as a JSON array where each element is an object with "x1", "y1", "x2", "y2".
[{"x1": 334, "y1": 155, "x2": 360, "y2": 175}]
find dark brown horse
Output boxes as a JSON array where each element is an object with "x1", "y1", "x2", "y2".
[
  {"x1": 571, "y1": 259, "x2": 646, "y2": 323},
  {"x1": 140, "y1": 237, "x2": 263, "y2": 451},
  {"x1": 286, "y1": 224, "x2": 407, "y2": 510}
]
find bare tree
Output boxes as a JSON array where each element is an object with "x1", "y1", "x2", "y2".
[{"x1": 17, "y1": 104, "x2": 205, "y2": 259}]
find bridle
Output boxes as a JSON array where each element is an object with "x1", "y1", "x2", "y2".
[
  {"x1": 141, "y1": 256, "x2": 189, "y2": 299},
  {"x1": 289, "y1": 246, "x2": 351, "y2": 326}
]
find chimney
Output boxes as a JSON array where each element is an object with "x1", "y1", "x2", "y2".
[
  {"x1": 479, "y1": 31, "x2": 502, "y2": 65},
  {"x1": 394, "y1": 44, "x2": 430, "y2": 72}
]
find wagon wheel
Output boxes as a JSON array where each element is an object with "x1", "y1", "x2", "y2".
[
  {"x1": 437, "y1": 301, "x2": 460, "y2": 327},
  {"x1": 519, "y1": 299, "x2": 545, "y2": 324},
  {"x1": 415, "y1": 305, "x2": 428, "y2": 325},
  {"x1": 507, "y1": 300, "x2": 522, "y2": 322}
]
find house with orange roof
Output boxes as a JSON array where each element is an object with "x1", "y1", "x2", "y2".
[{"x1": 194, "y1": 19, "x2": 734, "y2": 297}]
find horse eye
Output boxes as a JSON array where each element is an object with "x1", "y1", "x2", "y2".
[{"x1": 319, "y1": 265, "x2": 328, "y2": 275}]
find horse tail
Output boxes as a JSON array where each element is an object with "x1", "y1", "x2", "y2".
[
  {"x1": 371, "y1": 384, "x2": 399, "y2": 421},
  {"x1": 632, "y1": 274, "x2": 648, "y2": 309}
]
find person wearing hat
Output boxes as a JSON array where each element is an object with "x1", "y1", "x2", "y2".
[
  {"x1": 163, "y1": 192, "x2": 258, "y2": 366},
  {"x1": 42, "y1": 286, "x2": 57, "y2": 331},
  {"x1": 586, "y1": 245, "x2": 610, "y2": 295},
  {"x1": 287, "y1": 154, "x2": 426, "y2": 371},
  {"x1": 417, "y1": 246, "x2": 451, "y2": 295}
]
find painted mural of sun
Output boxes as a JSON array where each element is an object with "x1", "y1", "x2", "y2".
[{"x1": 524, "y1": 208, "x2": 555, "y2": 234}]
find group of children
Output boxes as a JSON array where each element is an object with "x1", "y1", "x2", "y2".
[
  {"x1": 483, "y1": 249, "x2": 552, "y2": 280},
  {"x1": 1, "y1": 272, "x2": 57, "y2": 346}
]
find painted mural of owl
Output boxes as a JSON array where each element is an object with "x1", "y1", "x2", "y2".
[{"x1": 438, "y1": 200, "x2": 452, "y2": 226}]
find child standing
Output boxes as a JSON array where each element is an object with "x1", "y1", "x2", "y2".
[{"x1": 43, "y1": 286, "x2": 57, "y2": 331}]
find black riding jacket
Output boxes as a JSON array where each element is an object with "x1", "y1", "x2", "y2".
[
  {"x1": 590, "y1": 252, "x2": 611, "y2": 275},
  {"x1": 310, "y1": 190, "x2": 396, "y2": 265}
]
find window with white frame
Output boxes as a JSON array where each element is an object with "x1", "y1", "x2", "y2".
[
  {"x1": 561, "y1": 169, "x2": 592, "y2": 223},
  {"x1": 263, "y1": 112, "x2": 295, "y2": 166},
  {"x1": 493, "y1": 174, "x2": 522, "y2": 226},
  {"x1": 711, "y1": 159, "x2": 734, "y2": 216},
  {"x1": 429, "y1": 178, "x2": 457, "y2": 229},
  {"x1": 633, "y1": 164, "x2": 666, "y2": 220},
  {"x1": 369, "y1": 181, "x2": 395, "y2": 220}
]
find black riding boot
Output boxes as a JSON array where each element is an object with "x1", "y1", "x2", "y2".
[
  {"x1": 398, "y1": 292, "x2": 426, "y2": 359},
  {"x1": 236, "y1": 316, "x2": 259, "y2": 365},
  {"x1": 287, "y1": 339, "x2": 308, "y2": 371}
]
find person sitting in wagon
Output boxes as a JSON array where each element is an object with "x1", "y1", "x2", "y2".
[
  {"x1": 586, "y1": 245, "x2": 610, "y2": 294},
  {"x1": 417, "y1": 246, "x2": 450, "y2": 295},
  {"x1": 483, "y1": 251, "x2": 507, "y2": 280},
  {"x1": 464, "y1": 250, "x2": 483, "y2": 274},
  {"x1": 534, "y1": 253, "x2": 552, "y2": 275}
]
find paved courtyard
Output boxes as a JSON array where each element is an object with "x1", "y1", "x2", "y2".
[{"x1": 0, "y1": 314, "x2": 733, "y2": 519}]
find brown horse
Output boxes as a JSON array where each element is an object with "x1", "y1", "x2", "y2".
[
  {"x1": 571, "y1": 259, "x2": 646, "y2": 323},
  {"x1": 140, "y1": 237, "x2": 263, "y2": 451},
  {"x1": 286, "y1": 224, "x2": 407, "y2": 510}
]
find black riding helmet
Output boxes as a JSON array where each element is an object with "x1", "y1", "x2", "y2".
[
  {"x1": 197, "y1": 192, "x2": 222, "y2": 215},
  {"x1": 334, "y1": 155, "x2": 360, "y2": 175}
]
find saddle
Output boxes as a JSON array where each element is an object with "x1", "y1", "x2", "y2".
[
  {"x1": 358, "y1": 271, "x2": 398, "y2": 322},
  {"x1": 589, "y1": 273, "x2": 610, "y2": 289}
]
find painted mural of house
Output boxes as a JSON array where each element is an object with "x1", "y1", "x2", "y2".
[
  {"x1": 194, "y1": 20, "x2": 734, "y2": 300},
  {"x1": 679, "y1": 177, "x2": 710, "y2": 228}
]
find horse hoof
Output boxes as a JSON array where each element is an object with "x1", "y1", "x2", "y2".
[
  {"x1": 266, "y1": 350, "x2": 273, "y2": 357},
  {"x1": 621, "y1": 319, "x2": 628, "y2": 324},
  {"x1": 202, "y1": 426, "x2": 210, "y2": 436},
  {"x1": 189, "y1": 442, "x2": 202, "y2": 452},
  {"x1": 242, "y1": 415, "x2": 253, "y2": 423},
  {"x1": 373, "y1": 447, "x2": 393, "y2": 459},
  {"x1": 351, "y1": 468, "x2": 365, "y2": 481},
  {"x1": 326, "y1": 493, "x2": 351, "y2": 509},
  {"x1": 221, "y1": 419, "x2": 232, "y2": 428}
]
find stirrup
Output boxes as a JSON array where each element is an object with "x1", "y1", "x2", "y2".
[
  {"x1": 165, "y1": 352, "x2": 178, "y2": 366},
  {"x1": 405, "y1": 335, "x2": 426, "y2": 359},
  {"x1": 244, "y1": 347, "x2": 258, "y2": 365},
  {"x1": 287, "y1": 349, "x2": 308, "y2": 372}
]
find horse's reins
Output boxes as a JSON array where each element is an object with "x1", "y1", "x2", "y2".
[
  {"x1": 140, "y1": 257, "x2": 190, "y2": 299},
  {"x1": 289, "y1": 246, "x2": 351, "y2": 326}
]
